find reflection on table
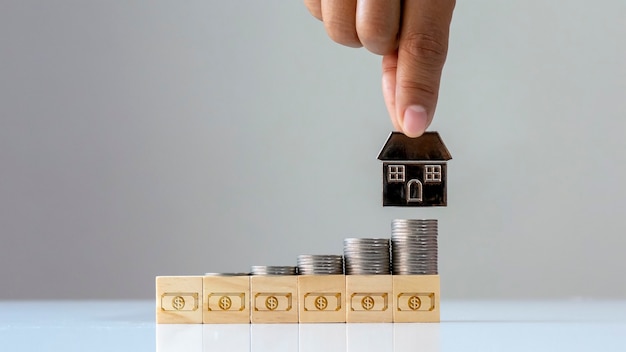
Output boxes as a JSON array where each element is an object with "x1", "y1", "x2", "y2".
[{"x1": 156, "y1": 323, "x2": 440, "y2": 352}]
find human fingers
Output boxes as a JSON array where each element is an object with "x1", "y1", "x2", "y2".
[
  {"x1": 395, "y1": 0, "x2": 455, "y2": 137},
  {"x1": 382, "y1": 53, "x2": 402, "y2": 131},
  {"x1": 321, "y1": 0, "x2": 361, "y2": 48},
  {"x1": 356, "y1": 0, "x2": 401, "y2": 55},
  {"x1": 304, "y1": 0, "x2": 323, "y2": 21}
]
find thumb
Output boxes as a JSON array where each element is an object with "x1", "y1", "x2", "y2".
[{"x1": 395, "y1": 0, "x2": 455, "y2": 137}]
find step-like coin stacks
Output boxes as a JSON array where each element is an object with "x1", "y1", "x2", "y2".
[
  {"x1": 250, "y1": 266, "x2": 299, "y2": 323},
  {"x1": 391, "y1": 219, "x2": 440, "y2": 323},
  {"x1": 203, "y1": 273, "x2": 251, "y2": 324},
  {"x1": 297, "y1": 255, "x2": 346, "y2": 323},
  {"x1": 156, "y1": 218, "x2": 441, "y2": 324},
  {"x1": 344, "y1": 238, "x2": 393, "y2": 323}
]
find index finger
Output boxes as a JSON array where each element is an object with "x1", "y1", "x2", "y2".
[{"x1": 395, "y1": 0, "x2": 455, "y2": 137}]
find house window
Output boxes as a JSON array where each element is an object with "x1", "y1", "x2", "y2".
[
  {"x1": 424, "y1": 165, "x2": 442, "y2": 183},
  {"x1": 388, "y1": 165, "x2": 405, "y2": 182}
]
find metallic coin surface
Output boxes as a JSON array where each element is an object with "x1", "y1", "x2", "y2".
[
  {"x1": 391, "y1": 219, "x2": 439, "y2": 275},
  {"x1": 250, "y1": 266, "x2": 298, "y2": 275},
  {"x1": 297, "y1": 254, "x2": 344, "y2": 275},
  {"x1": 343, "y1": 238, "x2": 391, "y2": 275}
]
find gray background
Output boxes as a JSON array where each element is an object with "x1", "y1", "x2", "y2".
[{"x1": 1, "y1": 1, "x2": 625, "y2": 299}]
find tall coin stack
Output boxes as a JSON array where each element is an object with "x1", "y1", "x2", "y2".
[
  {"x1": 250, "y1": 266, "x2": 298, "y2": 275},
  {"x1": 297, "y1": 255, "x2": 344, "y2": 275},
  {"x1": 391, "y1": 219, "x2": 438, "y2": 275},
  {"x1": 343, "y1": 238, "x2": 391, "y2": 275}
]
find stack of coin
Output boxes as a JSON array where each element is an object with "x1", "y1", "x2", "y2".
[
  {"x1": 391, "y1": 219, "x2": 438, "y2": 275},
  {"x1": 343, "y1": 238, "x2": 391, "y2": 275},
  {"x1": 250, "y1": 266, "x2": 298, "y2": 275},
  {"x1": 297, "y1": 254, "x2": 344, "y2": 275}
]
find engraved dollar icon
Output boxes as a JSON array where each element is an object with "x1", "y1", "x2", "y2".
[
  {"x1": 172, "y1": 296, "x2": 185, "y2": 310},
  {"x1": 218, "y1": 296, "x2": 232, "y2": 310},
  {"x1": 361, "y1": 296, "x2": 375, "y2": 311},
  {"x1": 408, "y1": 295, "x2": 422, "y2": 311},
  {"x1": 314, "y1": 296, "x2": 328, "y2": 311},
  {"x1": 265, "y1": 296, "x2": 279, "y2": 311}
]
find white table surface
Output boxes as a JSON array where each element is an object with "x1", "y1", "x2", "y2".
[{"x1": 0, "y1": 300, "x2": 625, "y2": 351}]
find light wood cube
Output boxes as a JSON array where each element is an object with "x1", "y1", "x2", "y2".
[
  {"x1": 392, "y1": 275, "x2": 440, "y2": 323},
  {"x1": 156, "y1": 276, "x2": 203, "y2": 324},
  {"x1": 203, "y1": 275, "x2": 250, "y2": 324},
  {"x1": 250, "y1": 275, "x2": 299, "y2": 323},
  {"x1": 298, "y1": 275, "x2": 346, "y2": 323},
  {"x1": 346, "y1": 275, "x2": 393, "y2": 323}
]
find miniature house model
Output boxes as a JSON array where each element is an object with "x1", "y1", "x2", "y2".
[{"x1": 378, "y1": 132, "x2": 452, "y2": 207}]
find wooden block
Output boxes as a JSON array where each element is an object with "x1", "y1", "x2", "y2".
[
  {"x1": 298, "y1": 275, "x2": 346, "y2": 323},
  {"x1": 203, "y1": 275, "x2": 250, "y2": 324},
  {"x1": 250, "y1": 275, "x2": 299, "y2": 323},
  {"x1": 346, "y1": 275, "x2": 392, "y2": 323},
  {"x1": 392, "y1": 275, "x2": 440, "y2": 323},
  {"x1": 156, "y1": 276, "x2": 203, "y2": 324}
]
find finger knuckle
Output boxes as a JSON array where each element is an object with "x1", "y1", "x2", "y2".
[
  {"x1": 382, "y1": 63, "x2": 397, "y2": 74},
  {"x1": 400, "y1": 31, "x2": 448, "y2": 69},
  {"x1": 326, "y1": 20, "x2": 361, "y2": 47},
  {"x1": 359, "y1": 22, "x2": 397, "y2": 55},
  {"x1": 398, "y1": 79, "x2": 438, "y2": 99}
]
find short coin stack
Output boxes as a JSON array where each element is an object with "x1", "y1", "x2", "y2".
[
  {"x1": 343, "y1": 238, "x2": 391, "y2": 275},
  {"x1": 296, "y1": 254, "x2": 344, "y2": 275},
  {"x1": 391, "y1": 219, "x2": 439, "y2": 275},
  {"x1": 250, "y1": 266, "x2": 298, "y2": 275}
]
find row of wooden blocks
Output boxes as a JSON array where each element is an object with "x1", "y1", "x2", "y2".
[{"x1": 156, "y1": 274, "x2": 440, "y2": 324}]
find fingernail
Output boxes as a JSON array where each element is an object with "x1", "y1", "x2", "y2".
[{"x1": 402, "y1": 105, "x2": 428, "y2": 137}]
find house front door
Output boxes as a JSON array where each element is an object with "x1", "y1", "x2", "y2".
[{"x1": 406, "y1": 179, "x2": 423, "y2": 203}]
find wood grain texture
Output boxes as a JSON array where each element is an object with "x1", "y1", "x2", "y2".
[
  {"x1": 203, "y1": 276, "x2": 250, "y2": 324},
  {"x1": 298, "y1": 275, "x2": 346, "y2": 323},
  {"x1": 250, "y1": 276, "x2": 299, "y2": 323},
  {"x1": 156, "y1": 276, "x2": 203, "y2": 324},
  {"x1": 392, "y1": 275, "x2": 440, "y2": 323},
  {"x1": 346, "y1": 275, "x2": 393, "y2": 323}
]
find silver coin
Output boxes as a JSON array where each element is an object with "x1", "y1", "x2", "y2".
[
  {"x1": 250, "y1": 265, "x2": 298, "y2": 275},
  {"x1": 297, "y1": 254, "x2": 344, "y2": 275},
  {"x1": 391, "y1": 219, "x2": 439, "y2": 275},
  {"x1": 344, "y1": 237, "x2": 392, "y2": 275}
]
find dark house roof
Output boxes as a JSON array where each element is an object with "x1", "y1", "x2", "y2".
[{"x1": 377, "y1": 131, "x2": 452, "y2": 161}]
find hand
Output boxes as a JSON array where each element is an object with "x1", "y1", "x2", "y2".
[{"x1": 304, "y1": 0, "x2": 455, "y2": 137}]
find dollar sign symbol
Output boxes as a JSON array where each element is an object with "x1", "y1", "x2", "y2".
[
  {"x1": 408, "y1": 295, "x2": 422, "y2": 311},
  {"x1": 361, "y1": 296, "x2": 375, "y2": 311},
  {"x1": 172, "y1": 296, "x2": 185, "y2": 310},
  {"x1": 218, "y1": 296, "x2": 232, "y2": 310},
  {"x1": 265, "y1": 296, "x2": 279, "y2": 311},
  {"x1": 314, "y1": 296, "x2": 328, "y2": 310}
]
